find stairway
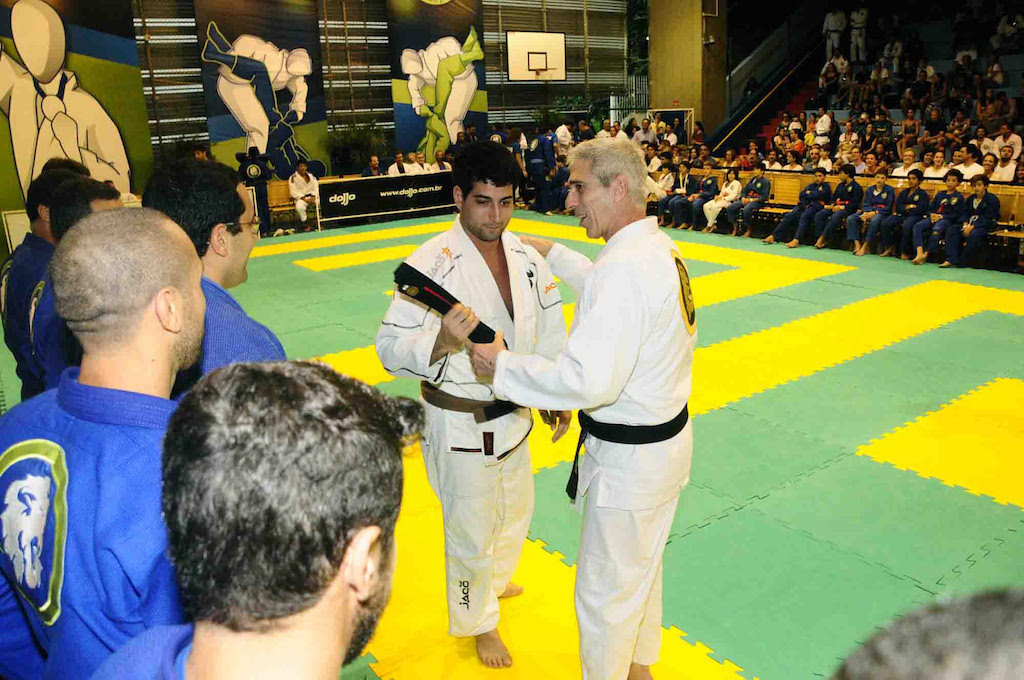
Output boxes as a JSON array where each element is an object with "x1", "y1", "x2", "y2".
[{"x1": 755, "y1": 80, "x2": 820, "y2": 149}]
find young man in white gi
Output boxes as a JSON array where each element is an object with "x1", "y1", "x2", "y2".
[
  {"x1": 470, "y1": 136, "x2": 697, "y2": 680},
  {"x1": 375, "y1": 141, "x2": 570, "y2": 669},
  {"x1": 288, "y1": 159, "x2": 318, "y2": 227}
]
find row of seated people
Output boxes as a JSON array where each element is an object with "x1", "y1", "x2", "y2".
[{"x1": 654, "y1": 162, "x2": 1006, "y2": 269}]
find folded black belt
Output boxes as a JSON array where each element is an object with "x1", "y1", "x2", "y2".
[
  {"x1": 565, "y1": 403, "x2": 690, "y2": 500},
  {"x1": 420, "y1": 382, "x2": 524, "y2": 423}
]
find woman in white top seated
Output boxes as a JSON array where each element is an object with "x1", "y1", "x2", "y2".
[
  {"x1": 782, "y1": 150, "x2": 804, "y2": 171},
  {"x1": 702, "y1": 168, "x2": 742, "y2": 233},
  {"x1": 922, "y1": 150, "x2": 949, "y2": 179}
]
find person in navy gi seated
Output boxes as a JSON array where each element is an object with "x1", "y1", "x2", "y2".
[
  {"x1": 90, "y1": 361, "x2": 422, "y2": 680},
  {"x1": 879, "y1": 169, "x2": 929, "y2": 257},
  {"x1": 0, "y1": 208, "x2": 205, "y2": 679},
  {"x1": 907, "y1": 169, "x2": 966, "y2": 265},
  {"x1": 813, "y1": 164, "x2": 864, "y2": 249},
  {"x1": 142, "y1": 160, "x2": 286, "y2": 398},
  {"x1": 940, "y1": 174, "x2": 1001, "y2": 268},
  {"x1": 846, "y1": 168, "x2": 895, "y2": 256},
  {"x1": 689, "y1": 172, "x2": 719, "y2": 231},
  {"x1": 726, "y1": 162, "x2": 770, "y2": 236},
  {"x1": 763, "y1": 167, "x2": 831, "y2": 246},
  {"x1": 656, "y1": 161, "x2": 700, "y2": 229}
]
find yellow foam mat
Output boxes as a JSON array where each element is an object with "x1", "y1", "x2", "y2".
[
  {"x1": 250, "y1": 222, "x2": 447, "y2": 258},
  {"x1": 856, "y1": 378, "x2": 1024, "y2": 508},
  {"x1": 367, "y1": 449, "x2": 755, "y2": 680},
  {"x1": 293, "y1": 244, "x2": 418, "y2": 272}
]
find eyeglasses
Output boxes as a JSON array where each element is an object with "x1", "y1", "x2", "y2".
[{"x1": 223, "y1": 217, "x2": 261, "y2": 235}]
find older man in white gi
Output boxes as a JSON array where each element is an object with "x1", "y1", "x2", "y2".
[
  {"x1": 375, "y1": 141, "x2": 570, "y2": 669},
  {"x1": 470, "y1": 136, "x2": 697, "y2": 680}
]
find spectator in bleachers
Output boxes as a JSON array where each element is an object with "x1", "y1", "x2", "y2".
[
  {"x1": 902, "y1": 70, "x2": 932, "y2": 112},
  {"x1": 690, "y1": 171, "x2": 719, "y2": 231},
  {"x1": 968, "y1": 124, "x2": 998, "y2": 157},
  {"x1": 722, "y1": 149, "x2": 739, "y2": 168},
  {"x1": 766, "y1": 150, "x2": 783, "y2": 170},
  {"x1": 672, "y1": 116, "x2": 685, "y2": 144},
  {"x1": 882, "y1": 35, "x2": 903, "y2": 73},
  {"x1": 764, "y1": 167, "x2": 831, "y2": 247},
  {"x1": 860, "y1": 123, "x2": 880, "y2": 158},
  {"x1": 697, "y1": 144, "x2": 714, "y2": 168},
  {"x1": 836, "y1": 121, "x2": 860, "y2": 163},
  {"x1": 890, "y1": 149, "x2": 921, "y2": 177},
  {"x1": 789, "y1": 130, "x2": 806, "y2": 158},
  {"x1": 919, "y1": 108, "x2": 947, "y2": 157},
  {"x1": 982, "y1": 152, "x2": 999, "y2": 181},
  {"x1": 991, "y1": 10, "x2": 1023, "y2": 53},
  {"x1": 975, "y1": 90, "x2": 1003, "y2": 131},
  {"x1": 701, "y1": 168, "x2": 742, "y2": 233},
  {"x1": 869, "y1": 60, "x2": 891, "y2": 99},
  {"x1": 657, "y1": 161, "x2": 700, "y2": 229},
  {"x1": 643, "y1": 144, "x2": 661, "y2": 173},
  {"x1": 747, "y1": 141, "x2": 763, "y2": 162},
  {"x1": 387, "y1": 151, "x2": 408, "y2": 175},
  {"x1": 797, "y1": 112, "x2": 809, "y2": 132},
  {"x1": 848, "y1": 169, "x2": 895, "y2": 255},
  {"x1": 361, "y1": 155, "x2": 382, "y2": 177},
  {"x1": 940, "y1": 174, "x2": 1000, "y2": 268},
  {"x1": 805, "y1": 145, "x2": 833, "y2": 172},
  {"x1": 998, "y1": 92, "x2": 1017, "y2": 126},
  {"x1": 555, "y1": 119, "x2": 575, "y2": 153},
  {"x1": 1015, "y1": 161, "x2": 1024, "y2": 184},
  {"x1": 823, "y1": 11, "x2": 847, "y2": 61},
  {"x1": 849, "y1": 66, "x2": 871, "y2": 108},
  {"x1": 909, "y1": 168, "x2": 966, "y2": 264},
  {"x1": 850, "y1": 146, "x2": 867, "y2": 174},
  {"x1": 944, "y1": 109, "x2": 971, "y2": 151},
  {"x1": 814, "y1": 108, "x2": 833, "y2": 147},
  {"x1": 984, "y1": 55, "x2": 1005, "y2": 86},
  {"x1": 820, "y1": 64, "x2": 841, "y2": 106},
  {"x1": 813, "y1": 164, "x2": 863, "y2": 248},
  {"x1": 782, "y1": 151, "x2": 803, "y2": 171},
  {"x1": 726, "y1": 163, "x2": 770, "y2": 237},
  {"x1": 953, "y1": 145, "x2": 985, "y2": 180},
  {"x1": 993, "y1": 122, "x2": 1022, "y2": 159},
  {"x1": 880, "y1": 168, "x2": 929, "y2": 257},
  {"x1": 578, "y1": 120, "x2": 596, "y2": 142},
  {"x1": 993, "y1": 145, "x2": 1016, "y2": 181},
  {"x1": 612, "y1": 121, "x2": 628, "y2": 140},
  {"x1": 597, "y1": 119, "x2": 613, "y2": 139},
  {"x1": 692, "y1": 121, "x2": 706, "y2": 144},
  {"x1": 632, "y1": 118, "x2": 657, "y2": 146},
  {"x1": 849, "y1": 6, "x2": 869, "y2": 64}
]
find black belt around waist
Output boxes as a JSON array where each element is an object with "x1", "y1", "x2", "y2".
[
  {"x1": 565, "y1": 404, "x2": 690, "y2": 500},
  {"x1": 420, "y1": 382, "x2": 524, "y2": 423}
]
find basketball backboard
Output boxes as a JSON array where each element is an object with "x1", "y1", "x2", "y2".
[{"x1": 506, "y1": 31, "x2": 566, "y2": 82}]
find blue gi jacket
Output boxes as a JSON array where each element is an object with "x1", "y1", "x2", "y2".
[
  {"x1": 741, "y1": 176, "x2": 770, "y2": 201},
  {"x1": 89, "y1": 624, "x2": 193, "y2": 680},
  {"x1": 0, "y1": 369, "x2": 185, "y2": 680},
  {"x1": 799, "y1": 182, "x2": 832, "y2": 207},
  {"x1": 28, "y1": 278, "x2": 75, "y2": 392},
  {"x1": 171, "y1": 277, "x2": 286, "y2": 398},
  {"x1": 964, "y1": 192, "x2": 1001, "y2": 231},
  {"x1": 697, "y1": 175, "x2": 718, "y2": 200},
  {"x1": 894, "y1": 187, "x2": 930, "y2": 218},
  {"x1": 833, "y1": 180, "x2": 865, "y2": 214},
  {"x1": 859, "y1": 185, "x2": 895, "y2": 215},
  {"x1": 1, "y1": 234, "x2": 53, "y2": 399},
  {"x1": 928, "y1": 191, "x2": 967, "y2": 222},
  {"x1": 672, "y1": 173, "x2": 700, "y2": 196}
]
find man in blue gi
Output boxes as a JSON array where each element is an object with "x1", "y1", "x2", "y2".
[
  {"x1": 940, "y1": 175, "x2": 1001, "y2": 268},
  {"x1": 763, "y1": 168, "x2": 831, "y2": 246},
  {"x1": 29, "y1": 178, "x2": 124, "y2": 391},
  {"x1": 656, "y1": 161, "x2": 700, "y2": 229},
  {"x1": 142, "y1": 160, "x2": 286, "y2": 398},
  {"x1": 527, "y1": 127, "x2": 557, "y2": 213},
  {"x1": 879, "y1": 169, "x2": 929, "y2": 257},
  {"x1": 813, "y1": 164, "x2": 864, "y2": 249},
  {"x1": 1, "y1": 169, "x2": 80, "y2": 400},
  {"x1": 0, "y1": 208, "x2": 205, "y2": 679},
  {"x1": 847, "y1": 169, "x2": 895, "y2": 256},
  {"x1": 90, "y1": 361, "x2": 420, "y2": 680},
  {"x1": 726, "y1": 162, "x2": 770, "y2": 236},
  {"x1": 908, "y1": 169, "x2": 966, "y2": 265},
  {"x1": 689, "y1": 172, "x2": 720, "y2": 231}
]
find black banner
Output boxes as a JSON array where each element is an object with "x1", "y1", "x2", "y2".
[{"x1": 317, "y1": 174, "x2": 455, "y2": 224}]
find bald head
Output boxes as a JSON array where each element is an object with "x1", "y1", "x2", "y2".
[{"x1": 50, "y1": 207, "x2": 200, "y2": 349}]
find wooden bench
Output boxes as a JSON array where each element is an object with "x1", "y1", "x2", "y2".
[{"x1": 267, "y1": 179, "x2": 296, "y2": 224}]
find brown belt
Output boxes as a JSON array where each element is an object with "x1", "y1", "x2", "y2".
[{"x1": 420, "y1": 382, "x2": 524, "y2": 424}]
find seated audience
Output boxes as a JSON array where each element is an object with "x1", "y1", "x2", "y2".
[
  {"x1": 969, "y1": 125, "x2": 998, "y2": 157},
  {"x1": 764, "y1": 168, "x2": 831, "y2": 247},
  {"x1": 908, "y1": 169, "x2": 966, "y2": 264},
  {"x1": 656, "y1": 161, "x2": 700, "y2": 228},
  {"x1": 92, "y1": 361, "x2": 421, "y2": 680},
  {"x1": 847, "y1": 169, "x2": 895, "y2": 256},
  {"x1": 143, "y1": 160, "x2": 286, "y2": 398},
  {"x1": 923, "y1": 150, "x2": 950, "y2": 178},
  {"x1": 813, "y1": 164, "x2": 864, "y2": 248},
  {"x1": 726, "y1": 163, "x2": 770, "y2": 237},
  {"x1": 689, "y1": 172, "x2": 719, "y2": 230},
  {"x1": 993, "y1": 145, "x2": 1016, "y2": 181},
  {"x1": 765, "y1": 149, "x2": 783, "y2": 170},
  {"x1": 952, "y1": 145, "x2": 985, "y2": 181},
  {"x1": 632, "y1": 118, "x2": 657, "y2": 145},
  {"x1": 880, "y1": 169, "x2": 929, "y2": 257},
  {"x1": 896, "y1": 108, "x2": 920, "y2": 158},
  {"x1": 836, "y1": 122, "x2": 859, "y2": 163},
  {"x1": 0, "y1": 208, "x2": 202, "y2": 678},
  {"x1": 890, "y1": 149, "x2": 921, "y2": 177},
  {"x1": 702, "y1": 168, "x2": 741, "y2": 233},
  {"x1": 993, "y1": 122, "x2": 1021, "y2": 160},
  {"x1": 805, "y1": 145, "x2": 833, "y2": 172},
  {"x1": 982, "y1": 152, "x2": 998, "y2": 180},
  {"x1": 941, "y1": 174, "x2": 1000, "y2": 268},
  {"x1": 919, "y1": 108, "x2": 947, "y2": 156},
  {"x1": 782, "y1": 151, "x2": 803, "y2": 171}
]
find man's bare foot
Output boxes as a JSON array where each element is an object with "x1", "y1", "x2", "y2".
[
  {"x1": 901, "y1": 253, "x2": 911, "y2": 260},
  {"x1": 938, "y1": 260, "x2": 952, "y2": 268},
  {"x1": 879, "y1": 246, "x2": 894, "y2": 257},
  {"x1": 742, "y1": 229, "x2": 753, "y2": 238},
  {"x1": 912, "y1": 253, "x2": 928, "y2": 265},
  {"x1": 814, "y1": 237, "x2": 826, "y2": 249},
  {"x1": 475, "y1": 629, "x2": 512, "y2": 668},
  {"x1": 762, "y1": 235, "x2": 775, "y2": 244},
  {"x1": 498, "y1": 582, "x2": 524, "y2": 599},
  {"x1": 627, "y1": 662, "x2": 654, "y2": 680},
  {"x1": 786, "y1": 239, "x2": 800, "y2": 248}
]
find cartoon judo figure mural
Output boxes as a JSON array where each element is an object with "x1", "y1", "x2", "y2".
[
  {"x1": 401, "y1": 26, "x2": 484, "y2": 161},
  {"x1": 0, "y1": 0, "x2": 130, "y2": 198},
  {"x1": 201, "y1": 21, "x2": 326, "y2": 179}
]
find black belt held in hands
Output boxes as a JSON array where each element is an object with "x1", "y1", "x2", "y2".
[
  {"x1": 565, "y1": 404, "x2": 690, "y2": 500},
  {"x1": 394, "y1": 262, "x2": 506, "y2": 346}
]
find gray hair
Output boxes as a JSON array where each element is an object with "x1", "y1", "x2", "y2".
[
  {"x1": 833, "y1": 589, "x2": 1024, "y2": 680},
  {"x1": 567, "y1": 137, "x2": 648, "y2": 206},
  {"x1": 50, "y1": 207, "x2": 195, "y2": 347}
]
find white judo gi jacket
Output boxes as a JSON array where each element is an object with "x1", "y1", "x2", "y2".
[
  {"x1": 376, "y1": 218, "x2": 566, "y2": 463},
  {"x1": 492, "y1": 217, "x2": 696, "y2": 510}
]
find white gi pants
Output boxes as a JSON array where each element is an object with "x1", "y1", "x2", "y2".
[
  {"x1": 703, "y1": 198, "x2": 730, "y2": 227},
  {"x1": 577, "y1": 491, "x2": 680, "y2": 679},
  {"x1": 423, "y1": 430, "x2": 534, "y2": 637},
  {"x1": 850, "y1": 29, "x2": 866, "y2": 63},
  {"x1": 826, "y1": 32, "x2": 841, "y2": 60},
  {"x1": 295, "y1": 198, "x2": 310, "y2": 222}
]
